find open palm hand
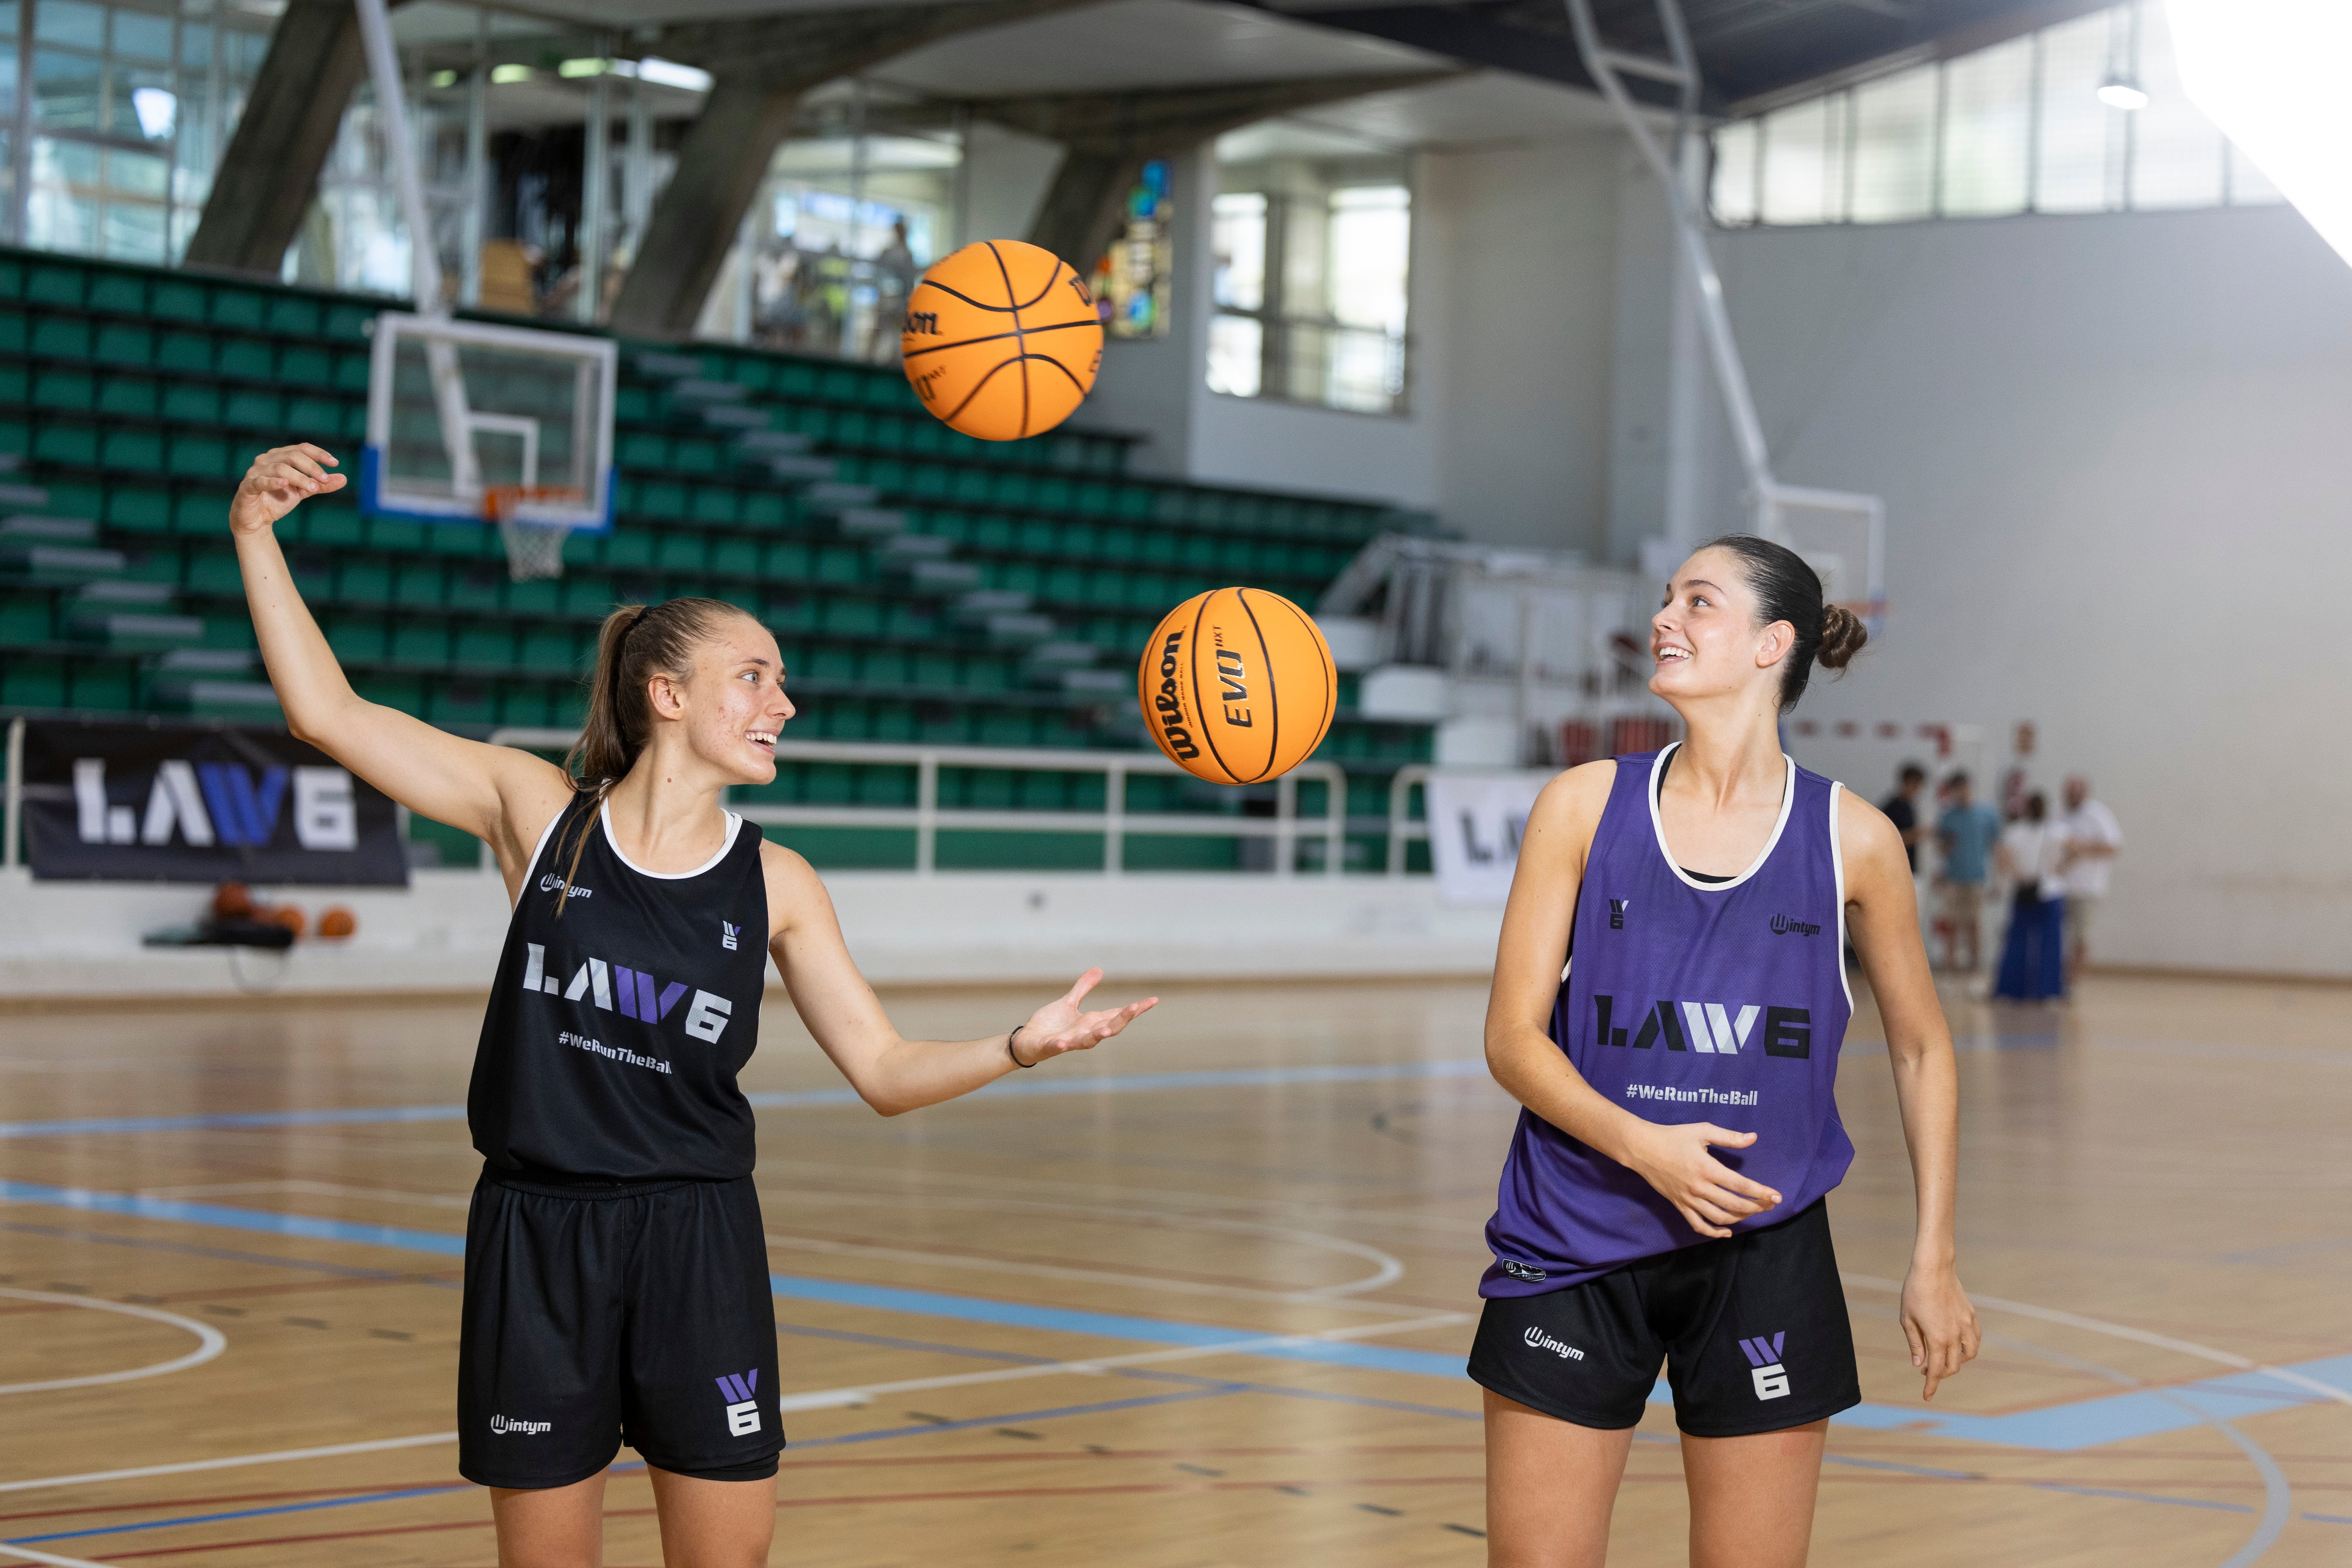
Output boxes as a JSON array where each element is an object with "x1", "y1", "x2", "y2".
[{"x1": 1016, "y1": 969, "x2": 1158, "y2": 1065}]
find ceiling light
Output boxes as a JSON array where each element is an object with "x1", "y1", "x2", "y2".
[
  {"x1": 429, "y1": 69, "x2": 458, "y2": 88},
  {"x1": 2167, "y1": 0, "x2": 2352, "y2": 267},
  {"x1": 2096, "y1": 75, "x2": 2149, "y2": 110},
  {"x1": 130, "y1": 86, "x2": 175, "y2": 139},
  {"x1": 490, "y1": 64, "x2": 532, "y2": 85},
  {"x1": 636, "y1": 56, "x2": 713, "y2": 94},
  {"x1": 558, "y1": 57, "x2": 608, "y2": 78}
]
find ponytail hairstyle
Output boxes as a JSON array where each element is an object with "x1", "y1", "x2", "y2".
[
  {"x1": 549, "y1": 597, "x2": 751, "y2": 914},
  {"x1": 1698, "y1": 533, "x2": 1868, "y2": 712}
]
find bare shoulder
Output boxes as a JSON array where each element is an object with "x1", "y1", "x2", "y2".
[
  {"x1": 757, "y1": 837, "x2": 833, "y2": 926},
  {"x1": 497, "y1": 750, "x2": 581, "y2": 837},
  {"x1": 1521, "y1": 759, "x2": 1617, "y2": 862},
  {"x1": 1533, "y1": 758, "x2": 1617, "y2": 827},
  {"x1": 1834, "y1": 786, "x2": 1910, "y2": 884}
]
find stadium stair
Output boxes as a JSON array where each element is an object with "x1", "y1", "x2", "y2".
[{"x1": 0, "y1": 246, "x2": 1438, "y2": 872}]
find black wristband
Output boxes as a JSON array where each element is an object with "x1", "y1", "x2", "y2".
[{"x1": 1007, "y1": 1023, "x2": 1036, "y2": 1069}]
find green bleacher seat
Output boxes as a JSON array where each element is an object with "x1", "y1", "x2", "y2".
[{"x1": 325, "y1": 613, "x2": 385, "y2": 662}]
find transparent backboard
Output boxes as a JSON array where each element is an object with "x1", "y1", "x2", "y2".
[
  {"x1": 361, "y1": 313, "x2": 616, "y2": 535},
  {"x1": 1762, "y1": 485, "x2": 1886, "y2": 636}
]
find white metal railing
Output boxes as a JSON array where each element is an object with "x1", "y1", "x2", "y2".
[
  {"x1": 1386, "y1": 763, "x2": 1430, "y2": 876},
  {"x1": 488, "y1": 730, "x2": 1347, "y2": 877}
]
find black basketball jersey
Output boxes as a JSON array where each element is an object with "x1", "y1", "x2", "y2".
[{"x1": 469, "y1": 791, "x2": 770, "y2": 1185}]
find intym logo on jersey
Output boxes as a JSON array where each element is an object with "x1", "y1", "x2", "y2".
[
  {"x1": 1608, "y1": 899, "x2": 1631, "y2": 929},
  {"x1": 1739, "y1": 1332, "x2": 1791, "y2": 1401},
  {"x1": 1769, "y1": 913, "x2": 1821, "y2": 936},
  {"x1": 1594, "y1": 995, "x2": 1813, "y2": 1057},
  {"x1": 715, "y1": 1369, "x2": 762, "y2": 1436},
  {"x1": 522, "y1": 944, "x2": 735, "y2": 1042}
]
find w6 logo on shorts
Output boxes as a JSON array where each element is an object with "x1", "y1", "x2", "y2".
[
  {"x1": 715, "y1": 1369, "x2": 761, "y2": 1436},
  {"x1": 1739, "y1": 1332, "x2": 1791, "y2": 1401}
]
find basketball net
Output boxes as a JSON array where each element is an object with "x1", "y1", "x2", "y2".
[{"x1": 485, "y1": 486, "x2": 585, "y2": 582}]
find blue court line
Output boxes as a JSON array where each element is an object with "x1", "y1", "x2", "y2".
[
  {"x1": 9, "y1": 1178, "x2": 2352, "y2": 1455},
  {"x1": 0, "y1": 1060, "x2": 1494, "y2": 1142},
  {"x1": 4, "y1": 1484, "x2": 470, "y2": 1547}
]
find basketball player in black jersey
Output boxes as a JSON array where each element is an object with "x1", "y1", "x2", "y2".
[{"x1": 231, "y1": 445, "x2": 1157, "y2": 1566}]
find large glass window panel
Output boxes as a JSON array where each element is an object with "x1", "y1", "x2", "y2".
[
  {"x1": 177, "y1": 18, "x2": 206, "y2": 65},
  {"x1": 0, "y1": 43, "x2": 16, "y2": 114},
  {"x1": 1939, "y1": 36, "x2": 2032, "y2": 217},
  {"x1": 1207, "y1": 314, "x2": 1262, "y2": 398},
  {"x1": 0, "y1": 1, "x2": 18, "y2": 36},
  {"x1": 110, "y1": 6, "x2": 169, "y2": 62},
  {"x1": 1210, "y1": 191, "x2": 1264, "y2": 310},
  {"x1": 2034, "y1": 12, "x2": 2114, "y2": 213},
  {"x1": 2126, "y1": 3, "x2": 2223, "y2": 210},
  {"x1": 28, "y1": 134, "x2": 98, "y2": 250},
  {"x1": 2226, "y1": 141, "x2": 2285, "y2": 206},
  {"x1": 1711, "y1": 119, "x2": 1758, "y2": 224},
  {"x1": 111, "y1": 63, "x2": 175, "y2": 140},
  {"x1": 1759, "y1": 96, "x2": 1838, "y2": 225},
  {"x1": 101, "y1": 196, "x2": 164, "y2": 260},
  {"x1": 34, "y1": 46, "x2": 102, "y2": 128},
  {"x1": 104, "y1": 143, "x2": 164, "y2": 197},
  {"x1": 35, "y1": 0, "x2": 101, "y2": 48},
  {"x1": 1850, "y1": 65, "x2": 1936, "y2": 223},
  {"x1": 1327, "y1": 185, "x2": 1408, "y2": 334}
]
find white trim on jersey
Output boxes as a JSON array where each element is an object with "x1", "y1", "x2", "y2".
[
  {"x1": 598, "y1": 800, "x2": 744, "y2": 880},
  {"x1": 1829, "y1": 780, "x2": 1853, "y2": 1011},
  {"x1": 1645, "y1": 742, "x2": 1798, "y2": 893}
]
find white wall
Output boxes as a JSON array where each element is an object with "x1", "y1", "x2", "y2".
[
  {"x1": 1705, "y1": 204, "x2": 2352, "y2": 978},
  {"x1": 957, "y1": 121, "x2": 1065, "y2": 248},
  {"x1": 1422, "y1": 135, "x2": 1622, "y2": 553},
  {"x1": 1072, "y1": 147, "x2": 1213, "y2": 479}
]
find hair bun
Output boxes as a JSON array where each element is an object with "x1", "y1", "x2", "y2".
[{"x1": 1816, "y1": 604, "x2": 1867, "y2": 671}]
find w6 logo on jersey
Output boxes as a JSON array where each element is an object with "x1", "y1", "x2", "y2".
[
  {"x1": 1740, "y1": 1332, "x2": 1791, "y2": 1400},
  {"x1": 522, "y1": 944, "x2": 734, "y2": 1043}
]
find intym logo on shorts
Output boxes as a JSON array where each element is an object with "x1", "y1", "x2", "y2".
[
  {"x1": 716, "y1": 1369, "x2": 762, "y2": 1436},
  {"x1": 489, "y1": 1414, "x2": 551, "y2": 1435},
  {"x1": 1522, "y1": 1326, "x2": 1585, "y2": 1361},
  {"x1": 1739, "y1": 1332, "x2": 1791, "y2": 1401}
]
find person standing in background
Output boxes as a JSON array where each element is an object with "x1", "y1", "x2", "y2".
[
  {"x1": 2059, "y1": 775, "x2": 2122, "y2": 987},
  {"x1": 1934, "y1": 772, "x2": 2000, "y2": 972},
  {"x1": 1993, "y1": 793, "x2": 2068, "y2": 1003},
  {"x1": 1881, "y1": 763, "x2": 1928, "y2": 872}
]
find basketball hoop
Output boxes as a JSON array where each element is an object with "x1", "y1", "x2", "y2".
[{"x1": 485, "y1": 486, "x2": 585, "y2": 582}]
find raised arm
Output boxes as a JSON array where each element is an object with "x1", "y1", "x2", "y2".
[
  {"x1": 1484, "y1": 762, "x2": 1784, "y2": 1241},
  {"x1": 760, "y1": 843, "x2": 1155, "y2": 1115},
  {"x1": 232, "y1": 445, "x2": 572, "y2": 886},
  {"x1": 1841, "y1": 793, "x2": 1982, "y2": 1399}
]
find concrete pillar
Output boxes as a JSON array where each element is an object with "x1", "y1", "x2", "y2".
[{"x1": 183, "y1": 0, "x2": 376, "y2": 274}]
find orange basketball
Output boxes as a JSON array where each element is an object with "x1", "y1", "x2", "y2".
[
  {"x1": 264, "y1": 904, "x2": 307, "y2": 940},
  {"x1": 318, "y1": 906, "x2": 358, "y2": 940},
  {"x1": 902, "y1": 239, "x2": 1103, "y2": 441},
  {"x1": 1138, "y1": 588, "x2": 1335, "y2": 785}
]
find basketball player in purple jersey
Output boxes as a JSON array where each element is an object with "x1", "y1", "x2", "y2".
[
  {"x1": 231, "y1": 446, "x2": 1156, "y2": 1565},
  {"x1": 1470, "y1": 536, "x2": 1979, "y2": 1567}
]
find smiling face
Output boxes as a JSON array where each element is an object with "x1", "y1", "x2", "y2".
[
  {"x1": 646, "y1": 613, "x2": 795, "y2": 786},
  {"x1": 1649, "y1": 546, "x2": 1794, "y2": 714}
]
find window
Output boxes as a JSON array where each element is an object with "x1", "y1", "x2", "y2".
[
  {"x1": 1712, "y1": 1, "x2": 2286, "y2": 229},
  {"x1": 1208, "y1": 154, "x2": 1412, "y2": 417}
]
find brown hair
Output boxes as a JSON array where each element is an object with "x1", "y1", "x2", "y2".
[
  {"x1": 1696, "y1": 533, "x2": 1868, "y2": 712},
  {"x1": 549, "y1": 597, "x2": 753, "y2": 913}
]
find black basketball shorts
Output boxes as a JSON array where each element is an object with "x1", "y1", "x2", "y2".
[
  {"x1": 458, "y1": 1170, "x2": 783, "y2": 1489},
  {"x1": 1468, "y1": 1199, "x2": 1860, "y2": 1439}
]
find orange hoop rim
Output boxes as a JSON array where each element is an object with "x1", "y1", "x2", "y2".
[{"x1": 483, "y1": 485, "x2": 589, "y2": 523}]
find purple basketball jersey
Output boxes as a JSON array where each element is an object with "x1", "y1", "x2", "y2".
[{"x1": 1482, "y1": 746, "x2": 1856, "y2": 1297}]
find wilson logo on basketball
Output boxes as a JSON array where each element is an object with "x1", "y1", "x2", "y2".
[
  {"x1": 522, "y1": 943, "x2": 735, "y2": 1042},
  {"x1": 1149, "y1": 629, "x2": 1200, "y2": 762},
  {"x1": 1594, "y1": 995, "x2": 1813, "y2": 1058},
  {"x1": 905, "y1": 310, "x2": 939, "y2": 336}
]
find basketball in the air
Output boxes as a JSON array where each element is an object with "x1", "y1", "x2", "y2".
[
  {"x1": 1139, "y1": 588, "x2": 1336, "y2": 785},
  {"x1": 902, "y1": 239, "x2": 1103, "y2": 441}
]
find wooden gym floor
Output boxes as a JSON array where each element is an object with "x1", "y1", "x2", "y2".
[{"x1": 0, "y1": 971, "x2": 2346, "y2": 1566}]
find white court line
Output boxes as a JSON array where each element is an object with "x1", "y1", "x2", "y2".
[
  {"x1": 775, "y1": 1310, "x2": 1473, "y2": 1412},
  {"x1": 0, "y1": 1289, "x2": 226, "y2": 1396},
  {"x1": 136, "y1": 1179, "x2": 472, "y2": 1210},
  {"x1": 0, "y1": 1542, "x2": 116, "y2": 1567},
  {"x1": 0, "y1": 1432, "x2": 459, "y2": 1496},
  {"x1": 1842, "y1": 1273, "x2": 2352, "y2": 1409}
]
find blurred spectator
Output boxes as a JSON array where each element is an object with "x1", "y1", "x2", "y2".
[
  {"x1": 2059, "y1": 774, "x2": 2122, "y2": 987},
  {"x1": 1993, "y1": 792, "x2": 2068, "y2": 1002},
  {"x1": 1935, "y1": 771, "x2": 2000, "y2": 971},
  {"x1": 1881, "y1": 762, "x2": 1928, "y2": 873}
]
